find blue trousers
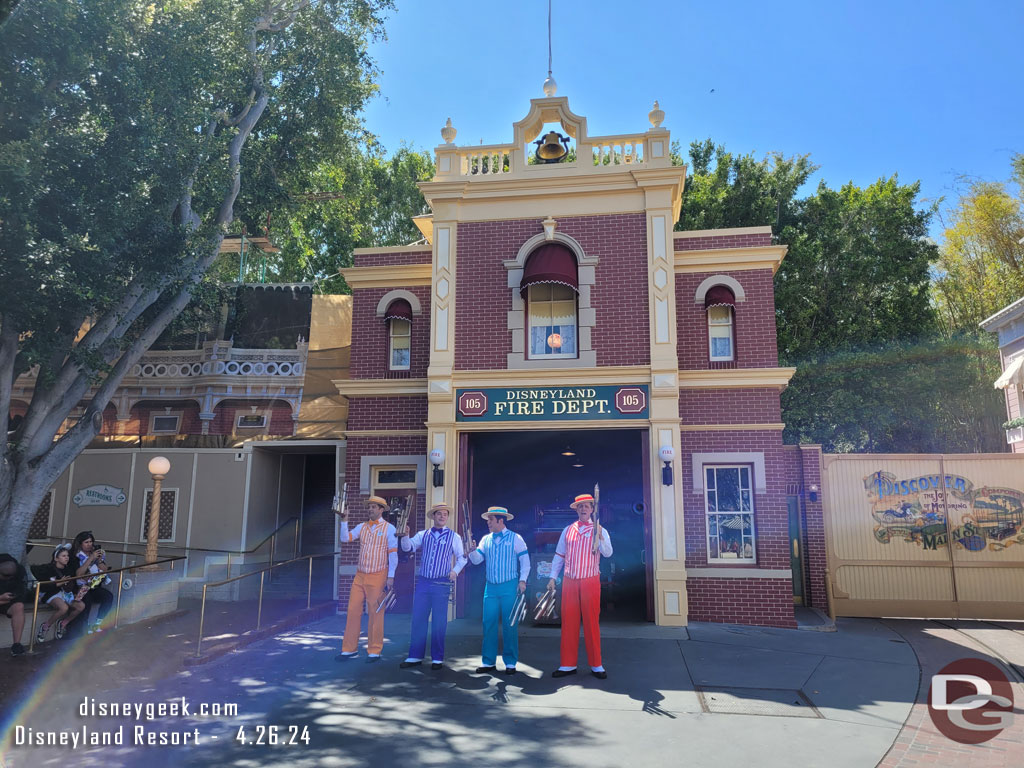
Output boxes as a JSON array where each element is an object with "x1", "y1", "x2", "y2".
[
  {"x1": 482, "y1": 579, "x2": 520, "y2": 667},
  {"x1": 407, "y1": 578, "x2": 452, "y2": 661}
]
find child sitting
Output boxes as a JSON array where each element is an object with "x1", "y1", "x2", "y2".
[{"x1": 33, "y1": 544, "x2": 85, "y2": 642}]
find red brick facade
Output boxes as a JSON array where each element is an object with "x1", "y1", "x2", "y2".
[
  {"x1": 454, "y1": 214, "x2": 650, "y2": 370},
  {"x1": 675, "y1": 268, "x2": 779, "y2": 370},
  {"x1": 345, "y1": 224, "x2": 824, "y2": 629},
  {"x1": 98, "y1": 399, "x2": 295, "y2": 437},
  {"x1": 349, "y1": 285, "x2": 432, "y2": 379},
  {"x1": 674, "y1": 231, "x2": 772, "y2": 251},
  {"x1": 353, "y1": 249, "x2": 432, "y2": 267}
]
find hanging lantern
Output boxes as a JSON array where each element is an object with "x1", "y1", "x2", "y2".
[{"x1": 547, "y1": 332, "x2": 563, "y2": 349}]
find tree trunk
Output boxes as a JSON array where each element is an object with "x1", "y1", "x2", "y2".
[{"x1": 0, "y1": 462, "x2": 55, "y2": 559}]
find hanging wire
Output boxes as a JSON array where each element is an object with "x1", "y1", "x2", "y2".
[{"x1": 547, "y1": 0, "x2": 552, "y2": 78}]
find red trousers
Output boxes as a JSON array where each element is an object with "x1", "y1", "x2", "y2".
[{"x1": 560, "y1": 575, "x2": 601, "y2": 668}]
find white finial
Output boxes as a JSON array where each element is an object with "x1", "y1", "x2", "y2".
[
  {"x1": 648, "y1": 100, "x2": 665, "y2": 128},
  {"x1": 440, "y1": 117, "x2": 456, "y2": 144}
]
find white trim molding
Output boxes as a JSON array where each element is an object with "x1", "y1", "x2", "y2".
[
  {"x1": 691, "y1": 451, "x2": 767, "y2": 494},
  {"x1": 694, "y1": 274, "x2": 747, "y2": 304},
  {"x1": 375, "y1": 290, "x2": 424, "y2": 318}
]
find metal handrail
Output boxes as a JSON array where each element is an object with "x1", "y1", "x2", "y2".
[
  {"x1": 27, "y1": 554, "x2": 186, "y2": 654},
  {"x1": 28, "y1": 516, "x2": 301, "y2": 578},
  {"x1": 195, "y1": 551, "x2": 339, "y2": 657}
]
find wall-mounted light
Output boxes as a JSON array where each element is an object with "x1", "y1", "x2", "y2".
[
  {"x1": 659, "y1": 445, "x2": 675, "y2": 486},
  {"x1": 429, "y1": 448, "x2": 445, "y2": 488},
  {"x1": 808, "y1": 483, "x2": 819, "y2": 503}
]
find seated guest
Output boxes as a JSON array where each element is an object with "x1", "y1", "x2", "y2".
[
  {"x1": 0, "y1": 554, "x2": 28, "y2": 656},
  {"x1": 33, "y1": 543, "x2": 85, "y2": 642},
  {"x1": 70, "y1": 531, "x2": 113, "y2": 635}
]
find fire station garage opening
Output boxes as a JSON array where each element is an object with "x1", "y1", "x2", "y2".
[{"x1": 465, "y1": 428, "x2": 651, "y2": 623}]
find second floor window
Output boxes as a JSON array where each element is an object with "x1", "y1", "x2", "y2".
[
  {"x1": 528, "y1": 283, "x2": 577, "y2": 358},
  {"x1": 705, "y1": 285, "x2": 736, "y2": 362},
  {"x1": 390, "y1": 318, "x2": 411, "y2": 370}
]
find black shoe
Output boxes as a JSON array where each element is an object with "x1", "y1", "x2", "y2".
[
  {"x1": 551, "y1": 668, "x2": 577, "y2": 678},
  {"x1": 399, "y1": 660, "x2": 422, "y2": 669},
  {"x1": 431, "y1": 662, "x2": 443, "y2": 670},
  {"x1": 366, "y1": 655, "x2": 381, "y2": 663},
  {"x1": 591, "y1": 670, "x2": 607, "y2": 679},
  {"x1": 504, "y1": 667, "x2": 517, "y2": 676},
  {"x1": 475, "y1": 665, "x2": 497, "y2": 674},
  {"x1": 10, "y1": 643, "x2": 25, "y2": 656},
  {"x1": 335, "y1": 653, "x2": 357, "y2": 662}
]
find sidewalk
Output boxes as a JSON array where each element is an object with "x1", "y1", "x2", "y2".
[{"x1": 2, "y1": 611, "x2": 1022, "y2": 768}]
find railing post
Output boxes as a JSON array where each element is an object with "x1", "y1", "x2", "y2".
[
  {"x1": 28, "y1": 582, "x2": 41, "y2": 653},
  {"x1": 196, "y1": 584, "x2": 208, "y2": 657},
  {"x1": 226, "y1": 552, "x2": 232, "y2": 580},
  {"x1": 256, "y1": 571, "x2": 265, "y2": 631},
  {"x1": 307, "y1": 556, "x2": 313, "y2": 610},
  {"x1": 114, "y1": 572, "x2": 124, "y2": 629},
  {"x1": 293, "y1": 519, "x2": 299, "y2": 560}
]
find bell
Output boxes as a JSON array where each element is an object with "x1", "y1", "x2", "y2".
[{"x1": 534, "y1": 130, "x2": 570, "y2": 164}]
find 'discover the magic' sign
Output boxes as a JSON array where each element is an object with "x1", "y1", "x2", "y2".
[{"x1": 455, "y1": 385, "x2": 649, "y2": 422}]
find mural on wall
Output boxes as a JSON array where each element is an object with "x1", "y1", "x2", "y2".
[{"x1": 864, "y1": 471, "x2": 1024, "y2": 552}]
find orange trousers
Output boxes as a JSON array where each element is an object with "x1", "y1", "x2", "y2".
[
  {"x1": 342, "y1": 569, "x2": 387, "y2": 654},
  {"x1": 559, "y1": 575, "x2": 602, "y2": 668}
]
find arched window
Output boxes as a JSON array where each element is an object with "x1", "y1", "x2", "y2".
[
  {"x1": 705, "y1": 285, "x2": 735, "y2": 362},
  {"x1": 521, "y1": 244, "x2": 578, "y2": 359},
  {"x1": 384, "y1": 299, "x2": 413, "y2": 370}
]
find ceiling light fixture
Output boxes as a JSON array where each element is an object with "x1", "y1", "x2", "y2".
[{"x1": 561, "y1": 446, "x2": 576, "y2": 457}]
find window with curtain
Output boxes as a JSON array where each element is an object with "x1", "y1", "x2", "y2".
[
  {"x1": 705, "y1": 465, "x2": 755, "y2": 562},
  {"x1": 708, "y1": 305, "x2": 734, "y2": 361},
  {"x1": 389, "y1": 318, "x2": 411, "y2": 370},
  {"x1": 528, "y1": 283, "x2": 577, "y2": 358}
]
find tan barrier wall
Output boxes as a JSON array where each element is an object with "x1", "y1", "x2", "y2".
[{"x1": 823, "y1": 453, "x2": 1024, "y2": 620}]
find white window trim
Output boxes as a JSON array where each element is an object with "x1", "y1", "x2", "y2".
[
  {"x1": 703, "y1": 465, "x2": 756, "y2": 564},
  {"x1": 693, "y1": 274, "x2": 747, "y2": 304},
  {"x1": 389, "y1": 318, "x2": 412, "y2": 371},
  {"x1": 235, "y1": 412, "x2": 268, "y2": 430},
  {"x1": 691, "y1": 451, "x2": 767, "y2": 494},
  {"x1": 504, "y1": 230, "x2": 598, "y2": 369},
  {"x1": 358, "y1": 454, "x2": 427, "y2": 496},
  {"x1": 708, "y1": 305, "x2": 735, "y2": 362},
  {"x1": 372, "y1": 465, "x2": 417, "y2": 490},
  {"x1": 149, "y1": 411, "x2": 182, "y2": 434},
  {"x1": 140, "y1": 487, "x2": 179, "y2": 543}
]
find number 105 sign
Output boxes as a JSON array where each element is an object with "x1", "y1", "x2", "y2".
[{"x1": 456, "y1": 385, "x2": 649, "y2": 422}]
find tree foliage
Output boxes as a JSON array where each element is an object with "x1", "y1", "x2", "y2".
[
  {"x1": 933, "y1": 159, "x2": 1024, "y2": 333},
  {"x1": 676, "y1": 139, "x2": 1005, "y2": 453},
  {"x1": 0, "y1": 0, "x2": 391, "y2": 557}
]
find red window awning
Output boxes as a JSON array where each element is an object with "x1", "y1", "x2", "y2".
[
  {"x1": 705, "y1": 285, "x2": 736, "y2": 308},
  {"x1": 384, "y1": 299, "x2": 413, "y2": 322},
  {"x1": 520, "y1": 243, "x2": 578, "y2": 297}
]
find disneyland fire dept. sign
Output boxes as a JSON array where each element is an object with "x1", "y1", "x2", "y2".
[{"x1": 455, "y1": 385, "x2": 649, "y2": 422}]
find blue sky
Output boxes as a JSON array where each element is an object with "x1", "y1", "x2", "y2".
[{"x1": 362, "y1": 1, "x2": 1024, "y2": 237}]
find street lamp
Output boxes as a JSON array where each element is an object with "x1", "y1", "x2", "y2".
[{"x1": 146, "y1": 456, "x2": 170, "y2": 566}]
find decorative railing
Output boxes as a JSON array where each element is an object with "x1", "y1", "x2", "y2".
[
  {"x1": 587, "y1": 134, "x2": 646, "y2": 166},
  {"x1": 130, "y1": 342, "x2": 307, "y2": 380},
  {"x1": 459, "y1": 144, "x2": 515, "y2": 176}
]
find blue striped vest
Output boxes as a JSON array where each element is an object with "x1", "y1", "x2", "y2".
[{"x1": 419, "y1": 527, "x2": 455, "y2": 579}]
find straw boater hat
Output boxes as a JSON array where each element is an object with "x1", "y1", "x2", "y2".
[
  {"x1": 367, "y1": 495, "x2": 389, "y2": 508},
  {"x1": 428, "y1": 503, "x2": 451, "y2": 516},
  {"x1": 481, "y1": 506, "x2": 514, "y2": 521},
  {"x1": 570, "y1": 494, "x2": 596, "y2": 510}
]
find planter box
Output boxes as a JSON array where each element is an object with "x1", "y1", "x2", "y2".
[{"x1": 1006, "y1": 426, "x2": 1024, "y2": 445}]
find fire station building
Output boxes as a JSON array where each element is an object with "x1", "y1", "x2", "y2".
[{"x1": 336, "y1": 94, "x2": 827, "y2": 628}]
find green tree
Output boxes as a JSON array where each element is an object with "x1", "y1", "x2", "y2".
[
  {"x1": 676, "y1": 139, "x2": 816, "y2": 232},
  {"x1": 933, "y1": 160, "x2": 1024, "y2": 333},
  {"x1": 0, "y1": 0, "x2": 390, "y2": 557}
]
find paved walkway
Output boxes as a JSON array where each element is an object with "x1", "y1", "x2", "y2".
[{"x1": 1, "y1": 611, "x2": 1022, "y2": 768}]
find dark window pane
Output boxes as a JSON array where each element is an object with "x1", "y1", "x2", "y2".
[{"x1": 716, "y1": 468, "x2": 741, "y2": 511}]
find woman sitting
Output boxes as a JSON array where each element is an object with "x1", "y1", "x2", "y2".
[
  {"x1": 33, "y1": 543, "x2": 85, "y2": 642},
  {"x1": 70, "y1": 531, "x2": 113, "y2": 635}
]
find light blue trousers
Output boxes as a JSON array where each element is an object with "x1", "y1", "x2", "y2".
[{"x1": 481, "y1": 579, "x2": 520, "y2": 667}]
